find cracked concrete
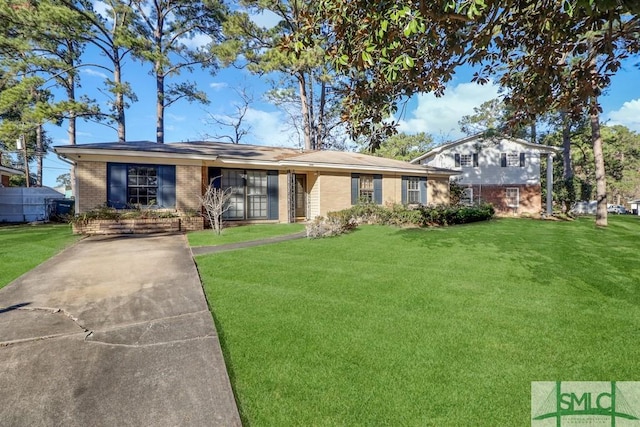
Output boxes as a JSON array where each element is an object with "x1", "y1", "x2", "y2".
[{"x1": 0, "y1": 233, "x2": 241, "y2": 427}]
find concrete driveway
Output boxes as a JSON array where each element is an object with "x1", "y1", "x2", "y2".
[{"x1": 0, "y1": 233, "x2": 241, "y2": 427}]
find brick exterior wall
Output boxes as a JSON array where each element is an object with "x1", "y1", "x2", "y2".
[
  {"x1": 176, "y1": 164, "x2": 202, "y2": 213},
  {"x1": 317, "y1": 173, "x2": 351, "y2": 216},
  {"x1": 72, "y1": 217, "x2": 204, "y2": 235},
  {"x1": 382, "y1": 175, "x2": 402, "y2": 205},
  {"x1": 463, "y1": 184, "x2": 541, "y2": 215},
  {"x1": 76, "y1": 161, "x2": 107, "y2": 212},
  {"x1": 428, "y1": 177, "x2": 450, "y2": 205}
]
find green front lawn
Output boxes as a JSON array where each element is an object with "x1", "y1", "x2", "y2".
[
  {"x1": 187, "y1": 223, "x2": 304, "y2": 247},
  {"x1": 196, "y1": 216, "x2": 640, "y2": 426},
  {"x1": 0, "y1": 224, "x2": 81, "y2": 289}
]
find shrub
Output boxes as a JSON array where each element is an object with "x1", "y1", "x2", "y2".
[
  {"x1": 306, "y1": 213, "x2": 357, "y2": 238},
  {"x1": 71, "y1": 204, "x2": 181, "y2": 224},
  {"x1": 418, "y1": 203, "x2": 494, "y2": 226}
]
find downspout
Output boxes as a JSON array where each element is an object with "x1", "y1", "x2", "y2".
[{"x1": 56, "y1": 153, "x2": 79, "y2": 215}]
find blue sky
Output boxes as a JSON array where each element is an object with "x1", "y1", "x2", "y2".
[{"x1": 37, "y1": 9, "x2": 640, "y2": 188}]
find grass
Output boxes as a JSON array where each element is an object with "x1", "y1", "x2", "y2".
[
  {"x1": 187, "y1": 223, "x2": 305, "y2": 247},
  {"x1": 195, "y1": 216, "x2": 640, "y2": 426},
  {"x1": 0, "y1": 224, "x2": 81, "y2": 289}
]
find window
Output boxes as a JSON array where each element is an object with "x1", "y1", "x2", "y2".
[
  {"x1": 246, "y1": 170, "x2": 267, "y2": 218},
  {"x1": 127, "y1": 165, "x2": 158, "y2": 206},
  {"x1": 406, "y1": 177, "x2": 420, "y2": 204},
  {"x1": 460, "y1": 154, "x2": 473, "y2": 167},
  {"x1": 461, "y1": 188, "x2": 473, "y2": 205},
  {"x1": 359, "y1": 175, "x2": 374, "y2": 203},
  {"x1": 455, "y1": 153, "x2": 478, "y2": 167},
  {"x1": 501, "y1": 152, "x2": 526, "y2": 167},
  {"x1": 402, "y1": 176, "x2": 426, "y2": 205},
  {"x1": 214, "y1": 168, "x2": 278, "y2": 220},
  {"x1": 506, "y1": 187, "x2": 519, "y2": 208},
  {"x1": 107, "y1": 163, "x2": 175, "y2": 209}
]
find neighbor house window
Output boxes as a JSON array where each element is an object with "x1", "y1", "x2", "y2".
[
  {"x1": 406, "y1": 177, "x2": 420, "y2": 204},
  {"x1": 359, "y1": 174, "x2": 374, "y2": 203},
  {"x1": 107, "y1": 163, "x2": 175, "y2": 209},
  {"x1": 455, "y1": 153, "x2": 478, "y2": 167},
  {"x1": 506, "y1": 187, "x2": 519, "y2": 207},
  {"x1": 461, "y1": 188, "x2": 473, "y2": 205},
  {"x1": 501, "y1": 152, "x2": 526, "y2": 167}
]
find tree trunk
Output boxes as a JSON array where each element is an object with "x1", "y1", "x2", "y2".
[
  {"x1": 66, "y1": 64, "x2": 78, "y2": 201},
  {"x1": 297, "y1": 72, "x2": 312, "y2": 150},
  {"x1": 156, "y1": 69, "x2": 164, "y2": 144},
  {"x1": 114, "y1": 59, "x2": 126, "y2": 142},
  {"x1": 318, "y1": 80, "x2": 327, "y2": 150},
  {"x1": 589, "y1": 99, "x2": 607, "y2": 227},
  {"x1": 36, "y1": 124, "x2": 43, "y2": 187}
]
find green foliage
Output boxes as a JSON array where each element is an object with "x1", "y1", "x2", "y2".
[
  {"x1": 418, "y1": 203, "x2": 495, "y2": 226},
  {"x1": 367, "y1": 132, "x2": 435, "y2": 160}
]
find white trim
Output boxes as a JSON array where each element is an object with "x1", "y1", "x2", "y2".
[{"x1": 506, "y1": 187, "x2": 520, "y2": 208}]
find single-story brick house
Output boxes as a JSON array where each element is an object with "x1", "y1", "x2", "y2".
[
  {"x1": 54, "y1": 141, "x2": 458, "y2": 222},
  {"x1": 411, "y1": 134, "x2": 561, "y2": 215}
]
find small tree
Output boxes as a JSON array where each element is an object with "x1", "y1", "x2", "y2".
[{"x1": 197, "y1": 181, "x2": 233, "y2": 235}]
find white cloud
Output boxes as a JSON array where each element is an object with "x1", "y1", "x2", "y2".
[
  {"x1": 605, "y1": 99, "x2": 640, "y2": 132},
  {"x1": 92, "y1": 0, "x2": 111, "y2": 20},
  {"x1": 249, "y1": 11, "x2": 281, "y2": 29},
  {"x1": 81, "y1": 68, "x2": 109, "y2": 79},
  {"x1": 396, "y1": 81, "x2": 501, "y2": 141},
  {"x1": 181, "y1": 33, "x2": 212, "y2": 49},
  {"x1": 167, "y1": 113, "x2": 186, "y2": 122},
  {"x1": 209, "y1": 82, "x2": 228, "y2": 90}
]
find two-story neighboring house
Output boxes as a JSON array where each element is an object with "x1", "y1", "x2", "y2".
[{"x1": 411, "y1": 133, "x2": 561, "y2": 215}]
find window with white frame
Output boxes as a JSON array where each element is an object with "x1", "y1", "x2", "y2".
[
  {"x1": 406, "y1": 177, "x2": 420, "y2": 204},
  {"x1": 506, "y1": 187, "x2": 519, "y2": 207},
  {"x1": 460, "y1": 154, "x2": 473, "y2": 167},
  {"x1": 359, "y1": 175, "x2": 374, "y2": 203},
  {"x1": 507, "y1": 153, "x2": 520, "y2": 167},
  {"x1": 461, "y1": 188, "x2": 473, "y2": 205}
]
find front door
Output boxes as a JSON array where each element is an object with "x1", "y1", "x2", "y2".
[{"x1": 294, "y1": 175, "x2": 306, "y2": 218}]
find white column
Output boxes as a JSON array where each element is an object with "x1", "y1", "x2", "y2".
[{"x1": 546, "y1": 153, "x2": 554, "y2": 216}]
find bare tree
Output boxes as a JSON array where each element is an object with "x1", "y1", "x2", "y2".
[
  {"x1": 197, "y1": 181, "x2": 233, "y2": 235},
  {"x1": 202, "y1": 86, "x2": 253, "y2": 143}
]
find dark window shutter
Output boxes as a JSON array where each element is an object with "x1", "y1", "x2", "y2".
[
  {"x1": 351, "y1": 174, "x2": 359, "y2": 205},
  {"x1": 107, "y1": 163, "x2": 127, "y2": 209},
  {"x1": 208, "y1": 167, "x2": 222, "y2": 188},
  {"x1": 501, "y1": 153, "x2": 507, "y2": 167},
  {"x1": 473, "y1": 153, "x2": 479, "y2": 167},
  {"x1": 373, "y1": 174, "x2": 382, "y2": 204},
  {"x1": 401, "y1": 176, "x2": 407, "y2": 204},
  {"x1": 267, "y1": 170, "x2": 279, "y2": 220},
  {"x1": 157, "y1": 165, "x2": 176, "y2": 208},
  {"x1": 454, "y1": 153, "x2": 461, "y2": 167},
  {"x1": 420, "y1": 177, "x2": 427, "y2": 204},
  {"x1": 520, "y1": 152, "x2": 526, "y2": 167}
]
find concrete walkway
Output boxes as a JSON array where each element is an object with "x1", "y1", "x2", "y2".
[{"x1": 0, "y1": 233, "x2": 241, "y2": 427}]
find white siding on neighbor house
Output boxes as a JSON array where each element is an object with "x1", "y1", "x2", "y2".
[{"x1": 420, "y1": 138, "x2": 542, "y2": 186}]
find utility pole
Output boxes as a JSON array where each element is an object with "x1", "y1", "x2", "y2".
[{"x1": 17, "y1": 134, "x2": 30, "y2": 188}]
